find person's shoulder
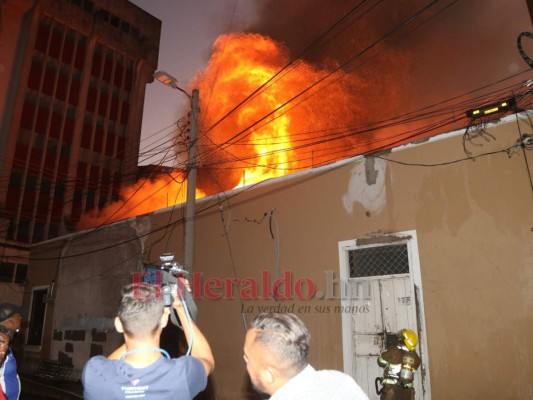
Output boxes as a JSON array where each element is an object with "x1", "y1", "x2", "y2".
[
  {"x1": 82, "y1": 355, "x2": 112, "y2": 377},
  {"x1": 316, "y1": 368, "x2": 357, "y2": 383},
  {"x1": 162, "y1": 356, "x2": 207, "y2": 396},
  {"x1": 85, "y1": 355, "x2": 109, "y2": 366},
  {"x1": 170, "y1": 355, "x2": 205, "y2": 375},
  {"x1": 315, "y1": 369, "x2": 369, "y2": 400}
]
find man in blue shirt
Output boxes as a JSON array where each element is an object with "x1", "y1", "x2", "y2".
[{"x1": 82, "y1": 282, "x2": 214, "y2": 399}]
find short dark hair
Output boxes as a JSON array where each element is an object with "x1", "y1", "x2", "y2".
[
  {"x1": 250, "y1": 312, "x2": 310, "y2": 375},
  {"x1": 118, "y1": 283, "x2": 164, "y2": 338}
]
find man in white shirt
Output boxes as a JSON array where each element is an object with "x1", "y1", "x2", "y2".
[{"x1": 243, "y1": 312, "x2": 369, "y2": 400}]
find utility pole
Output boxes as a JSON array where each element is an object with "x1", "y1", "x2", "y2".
[
  {"x1": 153, "y1": 71, "x2": 199, "y2": 273},
  {"x1": 183, "y1": 89, "x2": 199, "y2": 273}
]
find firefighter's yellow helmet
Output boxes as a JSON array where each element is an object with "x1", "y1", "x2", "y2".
[{"x1": 401, "y1": 329, "x2": 418, "y2": 351}]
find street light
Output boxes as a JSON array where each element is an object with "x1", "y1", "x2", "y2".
[
  {"x1": 154, "y1": 70, "x2": 199, "y2": 273},
  {"x1": 154, "y1": 70, "x2": 190, "y2": 98}
]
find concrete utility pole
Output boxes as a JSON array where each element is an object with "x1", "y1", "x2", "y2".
[
  {"x1": 153, "y1": 71, "x2": 199, "y2": 273},
  {"x1": 183, "y1": 89, "x2": 199, "y2": 273}
]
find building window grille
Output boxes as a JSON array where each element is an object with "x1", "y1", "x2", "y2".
[{"x1": 349, "y1": 244, "x2": 409, "y2": 278}]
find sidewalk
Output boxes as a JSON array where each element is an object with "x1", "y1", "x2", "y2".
[{"x1": 20, "y1": 375, "x2": 83, "y2": 400}]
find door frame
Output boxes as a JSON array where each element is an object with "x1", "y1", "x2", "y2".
[
  {"x1": 25, "y1": 284, "x2": 51, "y2": 352},
  {"x1": 338, "y1": 230, "x2": 432, "y2": 398}
]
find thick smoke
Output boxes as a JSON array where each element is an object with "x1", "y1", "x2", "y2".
[
  {"x1": 248, "y1": 0, "x2": 532, "y2": 105},
  {"x1": 79, "y1": 0, "x2": 532, "y2": 227},
  {"x1": 188, "y1": 0, "x2": 530, "y2": 196}
]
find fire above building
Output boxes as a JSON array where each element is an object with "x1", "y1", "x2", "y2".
[
  {"x1": 79, "y1": 31, "x2": 407, "y2": 229},
  {"x1": 192, "y1": 32, "x2": 406, "y2": 194}
]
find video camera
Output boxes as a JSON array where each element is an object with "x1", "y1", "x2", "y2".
[{"x1": 156, "y1": 253, "x2": 198, "y2": 326}]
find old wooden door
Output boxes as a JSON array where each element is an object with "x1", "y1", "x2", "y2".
[{"x1": 339, "y1": 231, "x2": 430, "y2": 399}]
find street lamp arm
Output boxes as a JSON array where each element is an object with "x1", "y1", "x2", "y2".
[
  {"x1": 174, "y1": 85, "x2": 191, "y2": 99},
  {"x1": 154, "y1": 70, "x2": 191, "y2": 99}
]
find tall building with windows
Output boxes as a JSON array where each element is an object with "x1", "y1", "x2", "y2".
[{"x1": 0, "y1": 0, "x2": 160, "y2": 296}]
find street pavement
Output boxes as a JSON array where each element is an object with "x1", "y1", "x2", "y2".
[{"x1": 20, "y1": 375, "x2": 83, "y2": 400}]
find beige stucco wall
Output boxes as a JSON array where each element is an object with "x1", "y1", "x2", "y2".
[
  {"x1": 27, "y1": 113, "x2": 533, "y2": 399},
  {"x1": 146, "y1": 114, "x2": 533, "y2": 399}
]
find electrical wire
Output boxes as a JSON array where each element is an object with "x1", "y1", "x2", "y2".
[
  {"x1": 517, "y1": 32, "x2": 533, "y2": 68},
  {"x1": 194, "y1": 78, "x2": 531, "y2": 171},
  {"x1": 7, "y1": 0, "x2": 528, "y2": 266},
  {"x1": 2, "y1": 75, "x2": 528, "y2": 243},
  {"x1": 197, "y1": 0, "x2": 444, "y2": 163},
  {"x1": 18, "y1": 106, "x2": 529, "y2": 271},
  {"x1": 195, "y1": 0, "x2": 379, "y2": 143},
  {"x1": 215, "y1": 189, "x2": 248, "y2": 332},
  {"x1": 513, "y1": 112, "x2": 533, "y2": 193},
  {"x1": 16, "y1": 74, "x2": 528, "y2": 255},
  {"x1": 176, "y1": 285, "x2": 193, "y2": 356}
]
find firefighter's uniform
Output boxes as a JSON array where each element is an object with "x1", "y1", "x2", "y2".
[{"x1": 377, "y1": 329, "x2": 421, "y2": 400}]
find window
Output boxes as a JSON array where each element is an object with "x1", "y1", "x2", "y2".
[
  {"x1": 61, "y1": 143, "x2": 71, "y2": 157},
  {"x1": 62, "y1": 34, "x2": 75, "y2": 65},
  {"x1": 0, "y1": 262, "x2": 28, "y2": 283},
  {"x1": 0, "y1": 262, "x2": 15, "y2": 282},
  {"x1": 48, "y1": 223, "x2": 59, "y2": 238},
  {"x1": 83, "y1": 0, "x2": 94, "y2": 13},
  {"x1": 20, "y1": 100, "x2": 36, "y2": 130},
  {"x1": 49, "y1": 28, "x2": 63, "y2": 59},
  {"x1": 96, "y1": 8, "x2": 108, "y2": 21},
  {"x1": 110, "y1": 15, "x2": 120, "y2": 28},
  {"x1": 120, "y1": 21, "x2": 130, "y2": 34},
  {"x1": 15, "y1": 264, "x2": 28, "y2": 284},
  {"x1": 74, "y1": 37, "x2": 86, "y2": 70},
  {"x1": 349, "y1": 244, "x2": 409, "y2": 278},
  {"x1": 69, "y1": 74, "x2": 81, "y2": 105},
  {"x1": 47, "y1": 138, "x2": 58, "y2": 154},
  {"x1": 9, "y1": 171, "x2": 23, "y2": 187},
  {"x1": 42, "y1": 66, "x2": 56, "y2": 96},
  {"x1": 16, "y1": 219, "x2": 31, "y2": 242},
  {"x1": 56, "y1": 71, "x2": 68, "y2": 101},
  {"x1": 28, "y1": 59, "x2": 44, "y2": 90},
  {"x1": 35, "y1": 22, "x2": 50, "y2": 53}
]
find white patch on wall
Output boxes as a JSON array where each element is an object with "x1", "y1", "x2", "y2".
[
  {"x1": 342, "y1": 157, "x2": 387, "y2": 214},
  {"x1": 131, "y1": 215, "x2": 152, "y2": 251}
]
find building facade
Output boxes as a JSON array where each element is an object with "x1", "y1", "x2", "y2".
[
  {"x1": 0, "y1": 0, "x2": 160, "y2": 299},
  {"x1": 25, "y1": 113, "x2": 533, "y2": 399}
]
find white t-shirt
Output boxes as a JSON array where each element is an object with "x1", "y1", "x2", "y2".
[{"x1": 270, "y1": 364, "x2": 369, "y2": 400}]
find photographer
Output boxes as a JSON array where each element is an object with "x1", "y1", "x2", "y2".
[{"x1": 82, "y1": 281, "x2": 214, "y2": 399}]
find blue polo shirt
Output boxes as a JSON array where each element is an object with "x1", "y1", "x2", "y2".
[{"x1": 82, "y1": 355, "x2": 206, "y2": 400}]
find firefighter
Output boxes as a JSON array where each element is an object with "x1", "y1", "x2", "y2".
[{"x1": 377, "y1": 329, "x2": 421, "y2": 400}]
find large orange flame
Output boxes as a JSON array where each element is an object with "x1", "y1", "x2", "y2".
[
  {"x1": 79, "y1": 32, "x2": 406, "y2": 228},
  {"x1": 192, "y1": 33, "x2": 405, "y2": 194},
  {"x1": 77, "y1": 171, "x2": 192, "y2": 229}
]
